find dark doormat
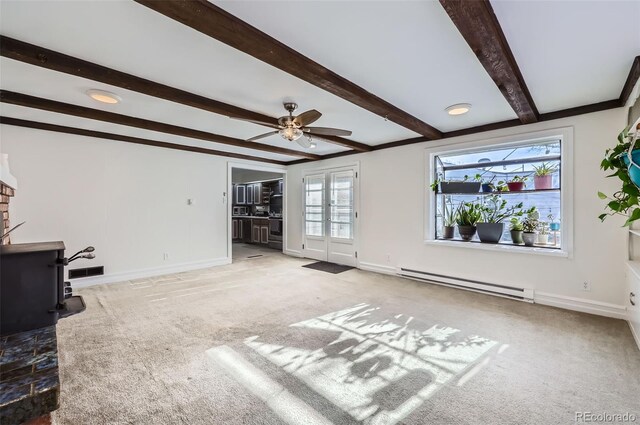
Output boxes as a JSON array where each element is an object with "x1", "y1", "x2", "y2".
[{"x1": 303, "y1": 261, "x2": 354, "y2": 274}]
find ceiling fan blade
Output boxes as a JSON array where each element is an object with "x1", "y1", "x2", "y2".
[
  {"x1": 293, "y1": 109, "x2": 322, "y2": 127},
  {"x1": 247, "y1": 131, "x2": 279, "y2": 141},
  {"x1": 304, "y1": 127, "x2": 352, "y2": 137},
  {"x1": 234, "y1": 117, "x2": 280, "y2": 129},
  {"x1": 296, "y1": 137, "x2": 312, "y2": 148}
]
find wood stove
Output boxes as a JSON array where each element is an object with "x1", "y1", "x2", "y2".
[{"x1": 0, "y1": 241, "x2": 86, "y2": 336}]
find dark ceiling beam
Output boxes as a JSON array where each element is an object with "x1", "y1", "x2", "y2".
[
  {"x1": 0, "y1": 90, "x2": 320, "y2": 160},
  {"x1": 0, "y1": 36, "x2": 368, "y2": 152},
  {"x1": 538, "y1": 99, "x2": 620, "y2": 122},
  {"x1": 620, "y1": 56, "x2": 640, "y2": 106},
  {"x1": 307, "y1": 134, "x2": 370, "y2": 151},
  {"x1": 440, "y1": 0, "x2": 539, "y2": 124},
  {"x1": 133, "y1": 0, "x2": 442, "y2": 140},
  {"x1": 0, "y1": 117, "x2": 286, "y2": 165},
  {"x1": 289, "y1": 97, "x2": 624, "y2": 165}
]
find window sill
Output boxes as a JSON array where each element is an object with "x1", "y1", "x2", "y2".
[{"x1": 424, "y1": 238, "x2": 569, "y2": 258}]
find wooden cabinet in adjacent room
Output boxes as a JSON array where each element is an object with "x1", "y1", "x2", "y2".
[
  {"x1": 232, "y1": 218, "x2": 243, "y2": 241},
  {"x1": 241, "y1": 219, "x2": 252, "y2": 243},
  {"x1": 234, "y1": 185, "x2": 246, "y2": 205},
  {"x1": 246, "y1": 185, "x2": 254, "y2": 205},
  {"x1": 250, "y1": 219, "x2": 269, "y2": 245}
]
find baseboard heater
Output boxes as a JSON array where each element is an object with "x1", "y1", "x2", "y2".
[{"x1": 398, "y1": 267, "x2": 534, "y2": 302}]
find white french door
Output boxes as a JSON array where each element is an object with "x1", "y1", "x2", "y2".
[{"x1": 303, "y1": 166, "x2": 358, "y2": 266}]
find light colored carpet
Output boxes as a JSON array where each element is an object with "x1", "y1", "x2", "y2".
[
  {"x1": 53, "y1": 253, "x2": 640, "y2": 425},
  {"x1": 232, "y1": 242, "x2": 281, "y2": 261}
]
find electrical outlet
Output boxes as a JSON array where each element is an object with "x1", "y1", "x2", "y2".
[
  {"x1": 163, "y1": 253, "x2": 169, "y2": 261},
  {"x1": 385, "y1": 254, "x2": 391, "y2": 263},
  {"x1": 582, "y1": 281, "x2": 591, "y2": 291}
]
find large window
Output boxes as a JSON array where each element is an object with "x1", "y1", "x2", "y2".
[{"x1": 427, "y1": 131, "x2": 572, "y2": 256}]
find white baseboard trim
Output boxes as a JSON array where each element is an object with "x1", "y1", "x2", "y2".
[
  {"x1": 284, "y1": 249, "x2": 303, "y2": 258},
  {"x1": 534, "y1": 291, "x2": 627, "y2": 320},
  {"x1": 629, "y1": 321, "x2": 640, "y2": 351},
  {"x1": 358, "y1": 262, "x2": 396, "y2": 275},
  {"x1": 71, "y1": 257, "x2": 231, "y2": 288}
]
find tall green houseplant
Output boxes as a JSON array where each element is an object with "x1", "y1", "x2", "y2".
[{"x1": 599, "y1": 127, "x2": 640, "y2": 226}]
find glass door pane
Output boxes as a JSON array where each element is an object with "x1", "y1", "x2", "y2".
[
  {"x1": 330, "y1": 171, "x2": 354, "y2": 239},
  {"x1": 305, "y1": 174, "x2": 325, "y2": 237}
]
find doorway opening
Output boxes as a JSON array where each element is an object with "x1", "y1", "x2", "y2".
[{"x1": 228, "y1": 163, "x2": 286, "y2": 262}]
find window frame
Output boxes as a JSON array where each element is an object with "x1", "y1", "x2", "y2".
[{"x1": 424, "y1": 127, "x2": 574, "y2": 258}]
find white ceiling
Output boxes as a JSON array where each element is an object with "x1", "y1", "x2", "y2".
[
  {"x1": 492, "y1": 0, "x2": 640, "y2": 113},
  {"x1": 0, "y1": 102, "x2": 299, "y2": 162},
  {"x1": 213, "y1": 0, "x2": 519, "y2": 131},
  {"x1": 0, "y1": 58, "x2": 344, "y2": 157},
  {"x1": 0, "y1": 0, "x2": 415, "y2": 152},
  {"x1": 0, "y1": 0, "x2": 638, "y2": 162}
]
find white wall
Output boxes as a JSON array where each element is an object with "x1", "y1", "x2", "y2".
[
  {"x1": 2, "y1": 108, "x2": 630, "y2": 316},
  {"x1": 286, "y1": 108, "x2": 629, "y2": 313},
  {"x1": 0, "y1": 125, "x2": 277, "y2": 284}
]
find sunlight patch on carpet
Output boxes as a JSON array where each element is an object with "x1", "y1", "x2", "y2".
[{"x1": 244, "y1": 303, "x2": 498, "y2": 425}]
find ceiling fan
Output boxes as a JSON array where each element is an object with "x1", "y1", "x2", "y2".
[{"x1": 244, "y1": 103, "x2": 352, "y2": 148}]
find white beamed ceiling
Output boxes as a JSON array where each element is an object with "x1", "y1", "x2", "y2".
[
  {"x1": 213, "y1": 0, "x2": 519, "y2": 130},
  {"x1": 0, "y1": 0, "x2": 638, "y2": 162},
  {"x1": 491, "y1": 0, "x2": 640, "y2": 113}
]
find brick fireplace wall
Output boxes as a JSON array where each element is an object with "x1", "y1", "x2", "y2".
[{"x1": 1, "y1": 182, "x2": 15, "y2": 245}]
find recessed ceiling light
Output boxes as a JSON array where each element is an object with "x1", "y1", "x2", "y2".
[
  {"x1": 309, "y1": 142, "x2": 317, "y2": 149},
  {"x1": 446, "y1": 103, "x2": 471, "y2": 116},
  {"x1": 86, "y1": 89, "x2": 121, "y2": 104}
]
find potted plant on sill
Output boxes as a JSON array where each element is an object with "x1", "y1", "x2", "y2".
[
  {"x1": 441, "y1": 199, "x2": 457, "y2": 239},
  {"x1": 547, "y1": 213, "x2": 560, "y2": 231},
  {"x1": 522, "y1": 210, "x2": 539, "y2": 247},
  {"x1": 506, "y1": 175, "x2": 529, "y2": 192},
  {"x1": 537, "y1": 220, "x2": 550, "y2": 244},
  {"x1": 532, "y1": 162, "x2": 558, "y2": 190},
  {"x1": 522, "y1": 218, "x2": 538, "y2": 247},
  {"x1": 476, "y1": 195, "x2": 524, "y2": 243},
  {"x1": 432, "y1": 174, "x2": 482, "y2": 194},
  {"x1": 455, "y1": 202, "x2": 482, "y2": 241},
  {"x1": 509, "y1": 217, "x2": 524, "y2": 244}
]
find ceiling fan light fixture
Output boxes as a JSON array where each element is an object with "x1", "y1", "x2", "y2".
[
  {"x1": 446, "y1": 103, "x2": 471, "y2": 116},
  {"x1": 86, "y1": 89, "x2": 121, "y2": 104},
  {"x1": 279, "y1": 126, "x2": 303, "y2": 141}
]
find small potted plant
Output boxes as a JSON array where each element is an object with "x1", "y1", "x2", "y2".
[
  {"x1": 532, "y1": 162, "x2": 558, "y2": 190},
  {"x1": 455, "y1": 202, "x2": 482, "y2": 241},
  {"x1": 494, "y1": 180, "x2": 509, "y2": 192},
  {"x1": 548, "y1": 213, "x2": 560, "y2": 232},
  {"x1": 521, "y1": 208, "x2": 539, "y2": 246},
  {"x1": 537, "y1": 220, "x2": 549, "y2": 244},
  {"x1": 476, "y1": 195, "x2": 524, "y2": 243},
  {"x1": 509, "y1": 217, "x2": 524, "y2": 244},
  {"x1": 481, "y1": 176, "x2": 496, "y2": 193},
  {"x1": 432, "y1": 174, "x2": 482, "y2": 194},
  {"x1": 522, "y1": 215, "x2": 538, "y2": 247},
  {"x1": 441, "y1": 200, "x2": 457, "y2": 239},
  {"x1": 506, "y1": 175, "x2": 529, "y2": 192}
]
